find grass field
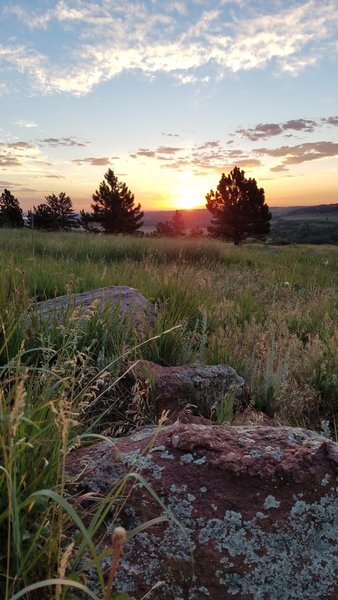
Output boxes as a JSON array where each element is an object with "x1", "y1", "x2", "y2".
[{"x1": 1, "y1": 228, "x2": 337, "y2": 598}]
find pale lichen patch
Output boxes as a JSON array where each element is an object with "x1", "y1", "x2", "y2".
[{"x1": 263, "y1": 495, "x2": 281, "y2": 510}]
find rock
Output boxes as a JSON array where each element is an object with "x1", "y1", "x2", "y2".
[
  {"x1": 126, "y1": 360, "x2": 248, "y2": 420},
  {"x1": 66, "y1": 424, "x2": 338, "y2": 599},
  {"x1": 30, "y1": 286, "x2": 156, "y2": 332}
]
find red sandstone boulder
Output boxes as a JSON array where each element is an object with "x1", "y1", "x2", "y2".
[
  {"x1": 126, "y1": 360, "x2": 248, "y2": 420},
  {"x1": 67, "y1": 424, "x2": 338, "y2": 599}
]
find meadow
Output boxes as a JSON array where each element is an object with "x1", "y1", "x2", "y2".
[{"x1": 1, "y1": 228, "x2": 337, "y2": 599}]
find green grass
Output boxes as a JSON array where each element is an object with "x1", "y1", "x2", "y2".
[{"x1": 0, "y1": 228, "x2": 337, "y2": 598}]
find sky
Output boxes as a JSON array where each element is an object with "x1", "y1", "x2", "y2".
[{"x1": 0, "y1": 0, "x2": 337, "y2": 212}]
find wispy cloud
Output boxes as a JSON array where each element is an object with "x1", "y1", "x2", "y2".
[
  {"x1": 0, "y1": 155, "x2": 21, "y2": 167},
  {"x1": 0, "y1": 139, "x2": 42, "y2": 169},
  {"x1": 132, "y1": 138, "x2": 261, "y2": 173},
  {"x1": 322, "y1": 116, "x2": 338, "y2": 126},
  {"x1": 162, "y1": 132, "x2": 180, "y2": 137},
  {"x1": 237, "y1": 117, "x2": 320, "y2": 141},
  {"x1": 2, "y1": 0, "x2": 338, "y2": 95},
  {"x1": 135, "y1": 145, "x2": 183, "y2": 158},
  {"x1": 39, "y1": 137, "x2": 89, "y2": 147},
  {"x1": 13, "y1": 120, "x2": 38, "y2": 128},
  {"x1": 0, "y1": 179, "x2": 38, "y2": 192},
  {"x1": 72, "y1": 156, "x2": 111, "y2": 165},
  {"x1": 0, "y1": 141, "x2": 34, "y2": 150},
  {"x1": 256, "y1": 141, "x2": 338, "y2": 169}
]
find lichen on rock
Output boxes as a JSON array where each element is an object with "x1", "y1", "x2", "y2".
[{"x1": 66, "y1": 423, "x2": 338, "y2": 599}]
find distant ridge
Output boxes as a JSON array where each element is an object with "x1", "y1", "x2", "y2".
[
  {"x1": 287, "y1": 203, "x2": 338, "y2": 216},
  {"x1": 142, "y1": 204, "x2": 338, "y2": 230},
  {"x1": 142, "y1": 208, "x2": 212, "y2": 229}
]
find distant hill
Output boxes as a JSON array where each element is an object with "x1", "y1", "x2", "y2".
[
  {"x1": 142, "y1": 204, "x2": 338, "y2": 244},
  {"x1": 142, "y1": 208, "x2": 212, "y2": 230},
  {"x1": 287, "y1": 203, "x2": 338, "y2": 216},
  {"x1": 142, "y1": 204, "x2": 338, "y2": 230}
]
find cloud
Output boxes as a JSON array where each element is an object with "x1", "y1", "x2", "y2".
[
  {"x1": 2, "y1": 0, "x2": 338, "y2": 94},
  {"x1": 0, "y1": 141, "x2": 34, "y2": 150},
  {"x1": 0, "y1": 179, "x2": 21, "y2": 187},
  {"x1": 237, "y1": 123, "x2": 283, "y2": 141},
  {"x1": 0, "y1": 155, "x2": 21, "y2": 167},
  {"x1": 322, "y1": 116, "x2": 338, "y2": 126},
  {"x1": 256, "y1": 141, "x2": 338, "y2": 166},
  {"x1": 39, "y1": 137, "x2": 89, "y2": 147},
  {"x1": 45, "y1": 174, "x2": 65, "y2": 179},
  {"x1": 237, "y1": 118, "x2": 318, "y2": 140},
  {"x1": 72, "y1": 157, "x2": 110, "y2": 165},
  {"x1": 283, "y1": 118, "x2": 316, "y2": 132},
  {"x1": 13, "y1": 120, "x2": 38, "y2": 128},
  {"x1": 136, "y1": 146, "x2": 182, "y2": 158},
  {"x1": 135, "y1": 149, "x2": 156, "y2": 158},
  {"x1": 132, "y1": 137, "x2": 261, "y2": 174},
  {"x1": 161, "y1": 132, "x2": 180, "y2": 137},
  {"x1": 0, "y1": 179, "x2": 38, "y2": 193},
  {"x1": 10, "y1": 142, "x2": 34, "y2": 150},
  {"x1": 270, "y1": 165, "x2": 289, "y2": 172},
  {"x1": 156, "y1": 146, "x2": 183, "y2": 154},
  {"x1": 236, "y1": 159, "x2": 261, "y2": 168},
  {"x1": 197, "y1": 141, "x2": 221, "y2": 150}
]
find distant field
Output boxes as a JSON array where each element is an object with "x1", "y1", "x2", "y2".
[{"x1": 280, "y1": 213, "x2": 338, "y2": 222}]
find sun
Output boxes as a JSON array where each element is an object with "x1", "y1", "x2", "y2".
[
  {"x1": 171, "y1": 171, "x2": 205, "y2": 210},
  {"x1": 174, "y1": 187, "x2": 203, "y2": 210},
  {"x1": 175, "y1": 186, "x2": 203, "y2": 210}
]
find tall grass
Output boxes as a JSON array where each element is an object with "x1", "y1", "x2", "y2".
[{"x1": 0, "y1": 228, "x2": 337, "y2": 597}]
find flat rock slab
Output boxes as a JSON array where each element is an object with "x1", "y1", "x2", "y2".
[
  {"x1": 67, "y1": 424, "x2": 338, "y2": 599},
  {"x1": 126, "y1": 360, "x2": 248, "y2": 419},
  {"x1": 30, "y1": 286, "x2": 156, "y2": 331}
]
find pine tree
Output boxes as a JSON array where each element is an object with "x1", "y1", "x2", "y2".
[
  {"x1": 0, "y1": 189, "x2": 24, "y2": 227},
  {"x1": 156, "y1": 210, "x2": 185, "y2": 237},
  {"x1": 206, "y1": 167, "x2": 271, "y2": 245},
  {"x1": 171, "y1": 210, "x2": 185, "y2": 236},
  {"x1": 91, "y1": 169, "x2": 143, "y2": 234},
  {"x1": 28, "y1": 193, "x2": 78, "y2": 230}
]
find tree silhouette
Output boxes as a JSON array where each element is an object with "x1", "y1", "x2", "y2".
[
  {"x1": 0, "y1": 189, "x2": 24, "y2": 228},
  {"x1": 156, "y1": 210, "x2": 185, "y2": 236},
  {"x1": 171, "y1": 210, "x2": 185, "y2": 236},
  {"x1": 206, "y1": 167, "x2": 271, "y2": 245},
  {"x1": 79, "y1": 209, "x2": 94, "y2": 231},
  {"x1": 28, "y1": 193, "x2": 78, "y2": 230},
  {"x1": 188, "y1": 225, "x2": 205, "y2": 238},
  {"x1": 91, "y1": 169, "x2": 143, "y2": 234}
]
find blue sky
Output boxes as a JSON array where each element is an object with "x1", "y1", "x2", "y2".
[{"x1": 0, "y1": 0, "x2": 337, "y2": 211}]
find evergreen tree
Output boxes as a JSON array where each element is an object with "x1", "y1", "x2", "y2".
[
  {"x1": 171, "y1": 210, "x2": 185, "y2": 236},
  {"x1": 28, "y1": 192, "x2": 78, "y2": 230},
  {"x1": 79, "y1": 209, "x2": 94, "y2": 231},
  {"x1": 156, "y1": 210, "x2": 185, "y2": 237},
  {"x1": 0, "y1": 189, "x2": 24, "y2": 227},
  {"x1": 27, "y1": 204, "x2": 55, "y2": 229},
  {"x1": 91, "y1": 169, "x2": 143, "y2": 234},
  {"x1": 206, "y1": 167, "x2": 271, "y2": 245}
]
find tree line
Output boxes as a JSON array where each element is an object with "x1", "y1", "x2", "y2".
[{"x1": 0, "y1": 167, "x2": 271, "y2": 244}]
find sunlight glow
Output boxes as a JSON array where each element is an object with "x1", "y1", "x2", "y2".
[{"x1": 174, "y1": 187, "x2": 204, "y2": 210}]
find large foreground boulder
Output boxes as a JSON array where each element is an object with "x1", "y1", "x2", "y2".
[
  {"x1": 30, "y1": 286, "x2": 156, "y2": 331},
  {"x1": 126, "y1": 360, "x2": 248, "y2": 419},
  {"x1": 67, "y1": 424, "x2": 338, "y2": 599}
]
